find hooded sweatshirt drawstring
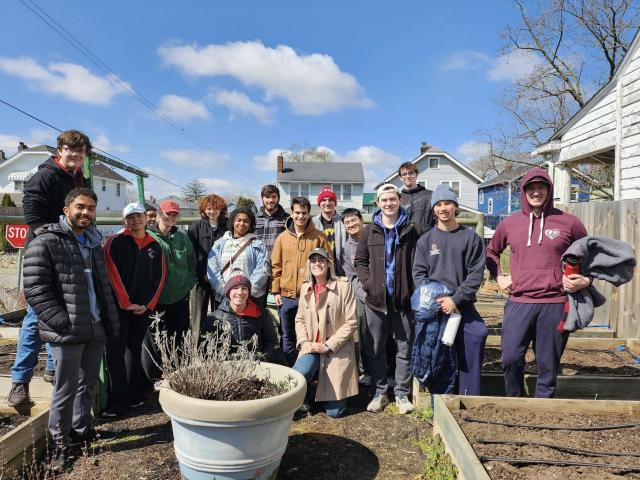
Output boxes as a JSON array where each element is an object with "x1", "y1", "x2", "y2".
[{"x1": 526, "y1": 211, "x2": 545, "y2": 247}]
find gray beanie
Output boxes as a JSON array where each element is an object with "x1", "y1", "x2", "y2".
[{"x1": 431, "y1": 184, "x2": 459, "y2": 208}]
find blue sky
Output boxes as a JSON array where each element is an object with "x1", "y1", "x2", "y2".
[{"x1": 0, "y1": 0, "x2": 538, "y2": 199}]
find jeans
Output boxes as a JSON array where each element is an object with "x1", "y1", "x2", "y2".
[
  {"x1": 12, "y1": 304, "x2": 54, "y2": 383},
  {"x1": 279, "y1": 297, "x2": 299, "y2": 366},
  {"x1": 293, "y1": 353, "x2": 347, "y2": 418}
]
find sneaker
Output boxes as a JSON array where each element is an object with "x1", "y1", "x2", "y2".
[
  {"x1": 69, "y1": 428, "x2": 116, "y2": 447},
  {"x1": 130, "y1": 401, "x2": 144, "y2": 409},
  {"x1": 6, "y1": 382, "x2": 30, "y2": 407},
  {"x1": 396, "y1": 395, "x2": 414, "y2": 415},
  {"x1": 43, "y1": 370, "x2": 55, "y2": 384},
  {"x1": 101, "y1": 409, "x2": 121, "y2": 419},
  {"x1": 293, "y1": 402, "x2": 312, "y2": 421},
  {"x1": 48, "y1": 448, "x2": 67, "y2": 473},
  {"x1": 366, "y1": 393, "x2": 389, "y2": 413},
  {"x1": 358, "y1": 374, "x2": 371, "y2": 386}
]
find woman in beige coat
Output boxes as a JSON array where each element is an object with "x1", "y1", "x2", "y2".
[{"x1": 293, "y1": 247, "x2": 358, "y2": 418}]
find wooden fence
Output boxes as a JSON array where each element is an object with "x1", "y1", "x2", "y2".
[{"x1": 561, "y1": 199, "x2": 639, "y2": 339}]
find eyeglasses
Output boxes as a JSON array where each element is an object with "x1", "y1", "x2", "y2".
[
  {"x1": 310, "y1": 257, "x2": 327, "y2": 264},
  {"x1": 400, "y1": 172, "x2": 417, "y2": 178},
  {"x1": 61, "y1": 146, "x2": 87, "y2": 155}
]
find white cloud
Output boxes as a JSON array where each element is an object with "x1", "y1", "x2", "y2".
[
  {"x1": 456, "y1": 141, "x2": 490, "y2": 163},
  {"x1": 440, "y1": 51, "x2": 491, "y2": 72},
  {"x1": 161, "y1": 148, "x2": 230, "y2": 169},
  {"x1": 0, "y1": 56, "x2": 130, "y2": 105},
  {"x1": 158, "y1": 41, "x2": 373, "y2": 115},
  {"x1": 251, "y1": 148, "x2": 289, "y2": 172},
  {"x1": 199, "y1": 177, "x2": 235, "y2": 192},
  {"x1": 156, "y1": 94, "x2": 211, "y2": 122},
  {"x1": 0, "y1": 129, "x2": 58, "y2": 154},
  {"x1": 488, "y1": 50, "x2": 542, "y2": 82},
  {"x1": 210, "y1": 89, "x2": 272, "y2": 125},
  {"x1": 93, "y1": 133, "x2": 130, "y2": 154}
]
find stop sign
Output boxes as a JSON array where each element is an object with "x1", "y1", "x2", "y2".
[{"x1": 6, "y1": 224, "x2": 28, "y2": 248}]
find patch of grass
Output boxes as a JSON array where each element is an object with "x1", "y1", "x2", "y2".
[
  {"x1": 417, "y1": 434, "x2": 458, "y2": 480},
  {"x1": 500, "y1": 247, "x2": 511, "y2": 275},
  {"x1": 384, "y1": 401, "x2": 433, "y2": 420}
]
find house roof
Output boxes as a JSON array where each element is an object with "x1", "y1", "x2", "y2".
[
  {"x1": 9, "y1": 146, "x2": 132, "y2": 184},
  {"x1": 479, "y1": 161, "x2": 545, "y2": 188},
  {"x1": 376, "y1": 144, "x2": 483, "y2": 188},
  {"x1": 158, "y1": 195, "x2": 197, "y2": 210},
  {"x1": 277, "y1": 162, "x2": 365, "y2": 183},
  {"x1": 541, "y1": 27, "x2": 640, "y2": 145}
]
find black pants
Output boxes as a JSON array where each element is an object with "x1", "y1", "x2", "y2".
[
  {"x1": 105, "y1": 310, "x2": 152, "y2": 411},
  {"x1": 142, "y1": 297, "x2": 190, "y2": 382},
  {"x1": 190, "y1": 281, "x2": 217, "y2": 335}
]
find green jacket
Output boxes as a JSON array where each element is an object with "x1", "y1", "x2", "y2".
[{"x1": 148, "y1": 225, "x2": 196, "y2": 305}]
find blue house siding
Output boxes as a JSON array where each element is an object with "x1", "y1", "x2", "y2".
[{"x1": 478, "y1": 184, "x2": 510, "y2": 215}]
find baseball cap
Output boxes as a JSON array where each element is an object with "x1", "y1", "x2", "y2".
[
  {"x1": 376, "y1": 183, "x2": 399, "y2": 200},
  {"x1": 308, "y1": 247, "x2": 329, "y2": 260},
  {"x1": 317, "y1": 186, "x2": 337, "y2": 206},
  {"x1": 159, "y1": 199, "x2": 180, "y2": 214},
  {"x1": 123, "y1": 202, "x2": 146, "y2": 217}
]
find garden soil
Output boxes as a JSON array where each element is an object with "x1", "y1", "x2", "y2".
[
  {"x1": 56, "y1": 386, "x2": 432, "y2": 480},
  {"x1": 454, "y1": 403, "x2": 640, "y2": 480}
]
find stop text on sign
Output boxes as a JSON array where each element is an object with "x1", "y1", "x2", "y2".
[{"x1": 6, "y1": 224, "x2": 28, "y2": 249}]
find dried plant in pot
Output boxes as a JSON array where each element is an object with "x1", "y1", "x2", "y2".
[{"x1": 151, "y1": 317, "x2": 306, "y2": 480}]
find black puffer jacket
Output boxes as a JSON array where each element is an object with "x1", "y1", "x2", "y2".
[
  {"x1": 187, "y1": 217, "x2": 228, "y2": 282},
  {"x1": 354, "y1": 215, "x2": 419, "y2": 313},
  {"x1": 400, "y1": 185, "x2": 434, "y2": 236},
  {"x1": 22, "y1": 156, "x2": 87, "y2": 245},
  {"x1": 203, "y1": 298, "x2": 279, "y2": 362},
  {"x1": 23, "y1": 222, "x2": 119, "y2": 344}
]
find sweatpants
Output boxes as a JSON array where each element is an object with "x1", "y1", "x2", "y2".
[
  {"x1": 501, "y1": 300, "x2": 568, "y2": 398},
  {"x1": 454, "y1": 305, "x2": 487, "y2": 396},
  {"x1": 48, "y1": 323, "x2": 106, "y2": 448},
  {"x1": 355, "y1": 299, "x2": 371, "y2": 376},
  {"x1": 142, "y1": 297, "x2": 190, "y2": 382},
  {"x1": 364, "y1": 297, "x2": 414, "y2": 398},
  {"x1": 279, "y1": 296, "x2": 299, "y2": 366},
  {"x1": 105, "y1": 310, "x2": 152, "y2": 412},
  {"x1": 189, "y1": 281, "x2": 217, "y2": 336}
]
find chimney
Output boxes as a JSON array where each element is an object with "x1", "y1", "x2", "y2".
[
  {"x1": 18, "y1": 142, "x2": 28, "y2": 151},
  {"x1": 0, "y1": 150, "x2": 5, "y2": 162},
  {"x1": 420, "y1": 142, "x2": 431, "y2": 154},
  {"x1": 277, "y1": 153, "x2": 284, "y2": 174}
]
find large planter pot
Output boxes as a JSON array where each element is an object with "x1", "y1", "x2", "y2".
[{"x1": 159, "y1": 362, "x2": 306, "y2": 480}]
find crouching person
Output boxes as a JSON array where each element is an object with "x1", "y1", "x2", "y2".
[
  {"x1": 294, "y1": 248, "x2": 358, "y2": 418},
  {"x1": 413, "y1": 185, "x2": 487, "y2": 395},
  {"x1": 202, "y1": 271, "x2": 279, "y2": 363},
  {"x1": 23, "y1": 188, "x2": 119, "y2": 470}
]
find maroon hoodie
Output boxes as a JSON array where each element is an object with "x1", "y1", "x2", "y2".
[{"x1": 486, "y1": 168, "x2": 587, "y2": 303}]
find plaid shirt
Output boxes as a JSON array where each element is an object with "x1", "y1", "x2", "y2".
[{"x1": 255, "y1": 204, "x2": 289, "y2": 259}]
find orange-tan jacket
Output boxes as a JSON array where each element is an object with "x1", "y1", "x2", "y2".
[{"x1": 271, "y1": 217, "x2": 332, "y2": 299}]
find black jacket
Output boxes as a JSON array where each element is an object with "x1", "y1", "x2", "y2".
[
  {"x1": 22, "y1": 156, "x2": 87, "y2": 245},
  {"x1": 187, "y1": 217, "x2": 228, "y2": 282},
  {"x1": 203, "y1": 298, "x2": 279, "y2": 362},
  {"x1": 23, "y1": 222, "x2": 119, "y2": 344},
  {"x1": 400, "y1": 185, "x2": 434, "y2": 236},
  {"x1": 104, "y1": 230, "x2": 166, "y2": 311},
  {"x1": 354, "y1": 216, "x2": 419, "y2": 313}
]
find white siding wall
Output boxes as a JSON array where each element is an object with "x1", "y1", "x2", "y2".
[
  {"x1": 388, "y1": 155, "x2": 479, "y2": 209},
  {"x1": 95, "y1": 177, "x2": 128, "y2": 213},
  {"x1": 277, "y1": 181, "x2": 364, "y2": 212},
  {"x1": 620, "y1": 47, "x2": 640, "y2": 199}
]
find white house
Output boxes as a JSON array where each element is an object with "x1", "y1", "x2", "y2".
[
  {"x1": 533, "y1": 28, "x2": 640, "y2": 202},
  {"x1": 0, "y1": 144, "x2": 131, "y2": 213},
  {"x1": 276, "y1": 155, "x2": 365, "y2": 213},
  {"x1": 377, "y1": 142, "x2": 484, "y2": 210}
]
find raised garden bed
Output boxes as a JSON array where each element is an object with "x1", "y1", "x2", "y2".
[{"x1": 433, "y1": 394, "x2": 640, "y2": 480}]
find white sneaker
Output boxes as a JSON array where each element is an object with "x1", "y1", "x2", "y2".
[
  {"x1": 358, "y1": 374, "x2": 371, "y2": 386},
  {"x1": 396, "y1": 395, "x2": 414, "y2": 414},
  {"x1": 366, "y1": 393, "x2": 389, "y2": 413}
]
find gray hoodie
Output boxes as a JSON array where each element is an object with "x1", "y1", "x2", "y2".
[{"x1": 341, "y1": 235, "x2": 366, "y2": 302}]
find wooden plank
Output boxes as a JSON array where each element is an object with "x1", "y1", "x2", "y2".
[
  {"x1": 0, "y1": 327, "x2": 20, "y2": 340},
  {"x1": 482, "y1": 372, "x2": 640, "y2": 400},
  {"x1": 0, "y1": 309, "x2": 26, "y2": 323},
  {"x1": 485, "y1": 335, "x2": 631, "y2": 349},
  {"x1": 456, "y1": 394, "x2": 640, "y2": 415},
  {"x1": 486, "y1": 326, "x2": 616, "y2": 337},
  {"x1": 0, "y1": 376, "x2": 52, "y2": 403},
  {"x1": 433, "y1": 395, "x2": 491, "y2": 480},
  {"x1": 0, "y1": 404, "x2": 48, "y2": 465}
]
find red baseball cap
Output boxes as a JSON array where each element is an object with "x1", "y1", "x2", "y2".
[
  {"x1": 159, "y1": 200, "x2": 180, "y2": 214},
  {"x1": 317, "y1": 186, "x2": 337, "y2": 206}
]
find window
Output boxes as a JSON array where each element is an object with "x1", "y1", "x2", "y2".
[
  {"x1": 116, "y1": 183, "x2": 121, "y2": 197},
  {"x1": 487, "y1": 198, "x2": 493, "y2": 214},
  {"x1": 429, "y1": 157, "x2": 439, "y2": 169},
  {"x1": 440, "y1": 180, "x2": 461, "y2": 198},
  {"x1": 343, "y1": 184, "x2": 352, "y2": 201},
  {"x1": 101, "y1": 179, "x2": 106, "y2": 192},
  {"x1": 332, "y1": 184, "x2": 342, "y2": 200},
  {"x1": 479, "y1": 192, "x2": 484, "y2": 204},
  {"x1": 300, "y1": 183, "x2": 309, "y2": 198},
  {"x1": 570, "y1": 186, "x2": 579, "y2": 202}
]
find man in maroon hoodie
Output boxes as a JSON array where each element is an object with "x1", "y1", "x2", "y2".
[{"x1": 486, "y1": 168, "x2": 591, "y2": 398}]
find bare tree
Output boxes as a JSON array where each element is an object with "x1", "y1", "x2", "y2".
[
  {"x1": 183, "y1": 179, "x2": 207, "y2": 203},
  {"x1": 468, "y1": 130, "x2": 540, "y2": 180},
  {"x1": 284, "y1": 143, "x2": 333, "y2": 163}
]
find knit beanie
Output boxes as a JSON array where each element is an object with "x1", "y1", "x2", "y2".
[
  {"x1": 224, "y1": 272, "x2": 252, "y2": 298},
  {"x1": 431, "y1": 184, "x2": 459, "y2": 208},
  {"x1": 317, "y1": 186, "x2": 337, "y2": 206}
]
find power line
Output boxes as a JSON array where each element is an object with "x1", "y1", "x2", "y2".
[{"x1": 0, "y1": 98, "x2": 185, "y2": 190}]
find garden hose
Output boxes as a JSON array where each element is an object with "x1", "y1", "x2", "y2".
[
  {"x1": 479, "y1": 455, "x2": 640, "y2": 471},
  {"x1": 476, "y1": 438, "x2": 640, "y2": 458},
  {"x1": 463, "y1": 416, "x2": 640, "y2": 431}
]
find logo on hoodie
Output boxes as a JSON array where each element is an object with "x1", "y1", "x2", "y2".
[
  {"x1": 544, "y1": 228, "x2": 560, "y2": 240},
  {"x1": 430, "y1": 243, "x2": 441, "y2": 256}
]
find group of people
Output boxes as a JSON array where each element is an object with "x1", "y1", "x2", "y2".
[{"x1": 6, "y1": 130, "x2": 594, "y2": 469}]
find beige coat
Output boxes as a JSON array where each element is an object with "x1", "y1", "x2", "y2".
[{"x1": 295, "y1": 278, "x2": 359, "y2": 402}]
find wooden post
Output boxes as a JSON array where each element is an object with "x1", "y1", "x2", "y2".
[{"x1": 136, "y1": 175, "x2": 146, "y2": 205}]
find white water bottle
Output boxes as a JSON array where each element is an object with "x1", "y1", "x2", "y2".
[{"x1": 441, "y1": 312, "x2": 462, "y2": 347}]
